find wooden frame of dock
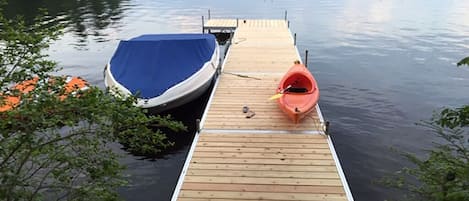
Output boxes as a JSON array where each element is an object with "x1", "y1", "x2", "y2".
[{"x1": 171, "y1": 18, "x2": 354, "y2": 201}]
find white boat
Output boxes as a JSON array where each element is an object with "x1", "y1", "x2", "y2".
[{"x1": 104, "y1": 34, "x2": 219, "y2": 112}]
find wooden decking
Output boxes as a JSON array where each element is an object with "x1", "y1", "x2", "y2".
[
  {"x1": 172, "y1": 19, "x2": 353, "y2": 201},
  {"x1": 204, "y1": 19, "x2": 238, "y2": 30}
]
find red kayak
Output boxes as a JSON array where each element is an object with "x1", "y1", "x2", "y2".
[{"x1": 276, "y1": 62, "x2": 320, "y2": 123}]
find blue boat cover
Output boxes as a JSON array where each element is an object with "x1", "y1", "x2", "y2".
[{"x1": 110, "y1": 34, "x2": 216, "y2": 98}]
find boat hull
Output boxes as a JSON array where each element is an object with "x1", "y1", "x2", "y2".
[
  {"x1": 276, "y1": 63, "x2": 320, "y2": 123},
  {"x1": 104, "y1": 39, "x2": 220, "y2": 113},
  {"x1": 144, "y1": 76, "x2": 214, "y2": 113}
]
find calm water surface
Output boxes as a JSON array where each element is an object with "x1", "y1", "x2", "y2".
[{"x1": 6, "y1": 0, "x2": 469, "y2": 200}]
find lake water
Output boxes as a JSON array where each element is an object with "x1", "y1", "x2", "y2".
[{"x1": 5, "y1": 0, "x2": 469, "y2": 200}]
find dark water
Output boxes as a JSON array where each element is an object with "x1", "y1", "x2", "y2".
[{"x1": 5, "y1": 0, "x2": 469, "y2": 200}]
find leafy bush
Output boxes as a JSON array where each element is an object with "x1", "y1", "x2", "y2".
[
  {"x1": 0, "y1": 3, "x2": 186, "y2": 201},
  {"x1": 383, "y1": 63, "x2": 469, "y2": 201}
]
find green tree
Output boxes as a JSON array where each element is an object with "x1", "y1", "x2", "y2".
[
  {"x1": 383, "y1": 59, "x2": 469, "y2": 201},
  {"x1": 0, "y1": 3, "x2": 185, "y2": 201},
  {"x1": 457, "y1": 56, "x2": 469, "y2": 67}
]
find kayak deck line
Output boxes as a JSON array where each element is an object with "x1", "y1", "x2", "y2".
[{"x1": 172, "y1": 19, "x2": 354, "y2": 201}]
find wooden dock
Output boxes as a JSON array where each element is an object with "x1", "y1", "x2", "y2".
[{"x1": 172, "y1": 19, "x2": 354, "y2": 201}]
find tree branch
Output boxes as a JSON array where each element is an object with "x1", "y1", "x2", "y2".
[
  {"x1": 0, "y1": 134, "x2": 28, "y2": 168},
  {"x1": 28, "y1": 161, "x2": 67, "y2": 201}
]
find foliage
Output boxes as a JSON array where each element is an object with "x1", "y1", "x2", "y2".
[
  {"x1": 0, "y1": 9, "x2": 62, "y2": 88},
  {"x1": 382, "y1": 120, "x2": 469, "y2": 201},
  {"x1": 0, "y1": 3, "x2": 186, "y2": 201},
  {"x1": 383, "y1": 61, "x2": 469, "y2": 201},
  {"x1": 457, "y1": 56, "x2": 469, "y2": 67},
  {"x1": 435, "y1": 106, "x2": 469, "y2": 129}
]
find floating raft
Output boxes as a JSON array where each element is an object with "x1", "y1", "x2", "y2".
[{"x1": 172, "y1": 19, "x2": 354, "y2": 201}]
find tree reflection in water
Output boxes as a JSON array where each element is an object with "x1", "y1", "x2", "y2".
[{"x1": 3, "y1": 0, "x2": 128, "y2": 47}]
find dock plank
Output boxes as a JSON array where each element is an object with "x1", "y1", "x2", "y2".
[
  {"x1": 188, "y1": 163, "x2": 339, "y2": 172},
  {"x1": 179, "y1": 190, "x2": 346, "y2": 201},
  {"x1": 192, "y1": 147, "x2": 333, "y2": 154},
  {"x1": 186, "y1": 170, "x2": 339, "y2": 179},
  {"x1": 191, "y1": 152, "x2": 333, "y2": 160},
  {"x1": 183, "y1": 176, "x2": 343, "y2": 186},
  {"x1": 182, "y1": 183, "x2": 345, "y2": 194}
]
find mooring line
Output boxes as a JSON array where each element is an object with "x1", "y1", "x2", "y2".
[{"x1": 223, "y1": 71, "x2": 261, "y2": 80}]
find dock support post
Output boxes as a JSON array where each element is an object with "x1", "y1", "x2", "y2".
[
  {"x1": 284, "y1": 10, "x2": 288, "y2": 21},
  {"x1": 294, "y1": 33, "x2": 297, "y2": 46},
  {"x1": 325, "y1": 121, "x2": 330, "y2": 135},
  {"x1": 305, "y1": 50, "x2": 309, "y2": 67},
  {"x1": 236, "y1": 18, "x2": 239, "y2": 27},
  {"x1": 201, "y1": 16, "x2": 205, "y2": 33},
  {"x1": 208, "y1": 9, "x2": 211, "y2": 19},
  {"x1": 196, "y1": 119, "x2": 201, "y2": 132}
]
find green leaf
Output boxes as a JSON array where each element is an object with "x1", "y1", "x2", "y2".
[{"x1": 457, "y1": 56, "x2": 469, "y2": 67}]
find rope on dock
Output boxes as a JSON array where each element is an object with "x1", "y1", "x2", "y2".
[{"x1": 223, "y1": 71, "x2": 261, "y2": 80}]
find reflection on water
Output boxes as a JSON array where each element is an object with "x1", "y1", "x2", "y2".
[
  {"x1": 5, "y1": 0, "x2": 469, "y2": 201},
  {"x1": 3, "y1": 0, "x2": 128, "y2": 47}
]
